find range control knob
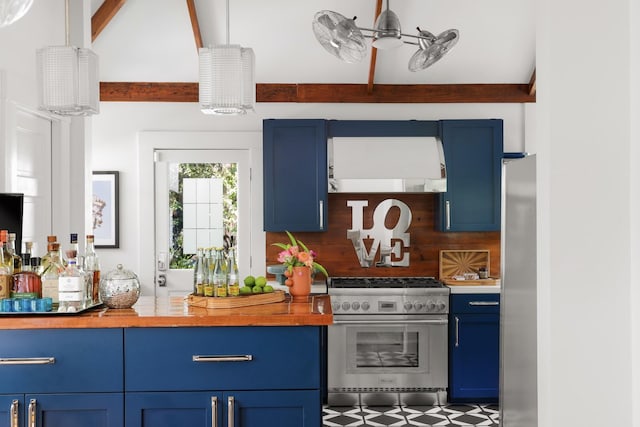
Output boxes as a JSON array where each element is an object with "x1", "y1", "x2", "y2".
[
  {"x1": 426, "y1": 301, "x2": 436, "y2": 311},
  {"x1": 361, "y1": 301, "x2": 371, "y2": 311},
  {"x1": 413, "y1": 301, "x2": 425, "y2": 311},
  {"x1": 332, "y1": 302, "x2": 340, "y2": 312},
  {"x1": 352, "y1": 302, "x2": 361, "y2": 311},
  {"x1": 404, "y1": 302, "x2": 414, "y2": 311},
  {"x1": 341, "y1": 302, "x2": 351, "y2": 311},
  {"x1": 436, "y1": 301, "x2": 447, "y2": 311}
]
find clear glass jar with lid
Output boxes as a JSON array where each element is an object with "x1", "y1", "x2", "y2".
[{"x1": 100, "y1": 264, "x2": 141, "y2": 309}]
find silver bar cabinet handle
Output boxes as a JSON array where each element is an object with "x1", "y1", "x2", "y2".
[
  {"x1": 0, "y1": 357, "x2": 55, "y2": 365},
  {"x1": 319, "y1": 200, "x2": 324, "y2": 230},
  {"x1": 469, "y1": 301, "x2": 499, "y2": 306},
  {"x1": 227, "y1": 396, "x2": 235, "y2": 427},
  {"x1": 193, "y1": 355, "x2": 253, "y2": 363},
  {"x1": 445, "y1": 200, "x2": 451, "y2": 230},
  {"x1": 211, "y1": 396, "x2": 218, "y2": 427},
  {"x1": 28, "y1": 399, "x2": 36, "y2": 427},
  {"x1": 455, "y1": 316, "x2": 460, "y2": 347},
  {"x1": 10, "y1": 400, "x2": 18, "y2": 427}
]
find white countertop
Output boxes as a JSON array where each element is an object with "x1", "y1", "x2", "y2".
[{"x1": 447, "y1": 284, "x2": 501, "y2": 294}]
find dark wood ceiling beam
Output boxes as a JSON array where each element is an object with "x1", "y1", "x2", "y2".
[
  {"x1": 186, "y1": 0, "x2": 203, "y2": 50},
  {"x1": 100, "y1": 82, "x2": 536, "y2": 103},
  {"x1": 92, "y1": 0, "x2": 127, "y2": 42},
  {"x1": 528, "y1": 68, "x2": 536, "y2": 96},
  {"x1": 367, "y1": 0, "x2": 383, "y2": 94}
]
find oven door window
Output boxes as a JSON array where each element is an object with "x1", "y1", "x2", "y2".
[
  {"x1": 356, "y1": 330, "x2": 419, "y2": 368},
  {"x1": 345, "y1": 324, "x2": 430, "y2": 374}
]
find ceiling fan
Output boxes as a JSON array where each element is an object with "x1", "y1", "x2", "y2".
[{"x1": 312, "y1": 0, "x2": 459, "y2": 71}]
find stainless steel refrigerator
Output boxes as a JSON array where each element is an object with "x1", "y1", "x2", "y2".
[{"x1": 500, "y1": 155, "x2": 537, "y2": 426}]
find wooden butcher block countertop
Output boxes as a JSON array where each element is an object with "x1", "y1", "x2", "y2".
[{"x1": 0, "y1": 295, "x2": 333, "y2": 330}]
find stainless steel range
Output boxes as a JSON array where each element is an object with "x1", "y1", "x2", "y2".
[{"x1": 327, "y1": 277, "x2": 450, "y2": 406}]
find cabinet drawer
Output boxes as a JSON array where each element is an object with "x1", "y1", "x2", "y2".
[
  {"x1": 0, "y1": 329, "x2": 123, "y2": 393},
  {"x1": 125, "y1": 327, "x2": 321, "y2": 391},
  {"x1": 450, "y1": 293, "x2": 500, "y2": 314}
]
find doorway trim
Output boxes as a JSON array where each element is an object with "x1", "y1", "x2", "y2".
[{"x1": 137, "y1": 131, "x2": 264, "y2": 296}]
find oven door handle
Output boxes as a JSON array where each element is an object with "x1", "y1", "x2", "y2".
[{"x1": 333, "y1": 319, "x2": 447, "y2": 325}]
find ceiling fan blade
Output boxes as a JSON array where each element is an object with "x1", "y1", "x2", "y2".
[
  {"x1": 408, "y1": 28, "x2": 459, "y2": 71},
  {"x1": 312, "y1": 10, "x2": 367, "y2": 63}
]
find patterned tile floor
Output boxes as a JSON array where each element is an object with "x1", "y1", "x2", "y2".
[{"x1": 323, "y1": 403, "x2": 499, "y2": 426}]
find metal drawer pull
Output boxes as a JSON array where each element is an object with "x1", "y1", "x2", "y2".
[
  {"x1": 10, "y1": 400, "x2": 18, "y2": 427},
  {"x1": 193, "y1": 355, "x2": 253, "y2": 363},
  {"x1": 468, "y1": 301, "x2": 499, "y2": 306},
  {"x1": 28, "y1": 399, "x2": 36, "y2": 427},
  {"x1": 0, "y1": 357, "x2": 55, "y2": 365},
  {"x1": 228, "y1": 396, "x2": 235, "y2": 427},
  {"x1": 211, "y1": 396, "x2": 218, "y2": 427},
  {"x1": 455, "y1": 316, "x2": 460, "y2": 348}
]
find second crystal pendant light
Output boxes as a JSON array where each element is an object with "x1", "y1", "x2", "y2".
[{"x1": 199, "y1": 0, "x2": 255, "y2": 115}]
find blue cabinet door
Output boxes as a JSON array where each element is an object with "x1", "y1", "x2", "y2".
[
  {"x1": 126, "y1": 392, "x2": 220, "y2": 427},
  {"x1": 0, "y1": 395, "x2": 21, "y2": 427},
  {"x1": 263, "y1": 119, "x2": 327, "y2": 231},
  {"x1": 449, "y1": 294, "x2": 500, "y2": 402},
  {"x1": 126, "y1": 390, "x2": 320, "y2": 427},
  {"x1": 227, "y1": 390, "x2": 320, "y2": 427},
  {"x1": 438, "y1": 120, "x2": 504, "y2": 231},
  {"x1": 28, "y1": 393, "x2": 123, "y2": 427}
]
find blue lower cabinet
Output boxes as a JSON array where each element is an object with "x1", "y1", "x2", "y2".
[
  {"x1": 448, "y1": 294, "x2": 500, "y2": 403},
  {"x1": 0, "y1": 393, "x2": 123, "y2": 427},
  {"x1": 126, "y1": 390, "x2": 320, "y2": 427}
]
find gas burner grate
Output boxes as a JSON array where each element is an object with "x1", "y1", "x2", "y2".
[{"x1": 329, "y1": 277, "x2": 445, "y2": 289}]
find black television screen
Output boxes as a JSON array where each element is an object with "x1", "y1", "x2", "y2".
[{"x1": 0, "y1": 193, "x2": 24, "y2": 254}]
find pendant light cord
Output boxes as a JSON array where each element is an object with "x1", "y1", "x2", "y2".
[
  {"x1": 64, "y1": 0, "x2": 70, "y2": 46},
  {"x1": 225, "y1": 0, "x2": 230, "y2": 45}
]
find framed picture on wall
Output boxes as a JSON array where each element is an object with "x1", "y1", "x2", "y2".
[{"x1": 92, "y1": 171, "x2": 119, "y2": 248}]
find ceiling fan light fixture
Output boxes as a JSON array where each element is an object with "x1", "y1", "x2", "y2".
[
  {"x1": 36, "y1": 0, "x2": 99, "y2": 116},
  {"x1": 372, "y1": 9, "x2": 402, "y2": 49}
]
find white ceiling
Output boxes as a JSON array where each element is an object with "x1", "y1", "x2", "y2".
[{"x1": 90, "y1": 0, "x2": 535, "y2": 86}]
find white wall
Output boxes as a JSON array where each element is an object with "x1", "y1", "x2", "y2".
[
  {"x1": 91, "y1": 102, "x2": 527, "y2": 276},
  {"x1": 537, "y1": 0, "x2": 638, "y2": 426}
]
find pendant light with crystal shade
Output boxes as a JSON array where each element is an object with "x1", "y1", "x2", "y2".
[
  {"x1": 0, "y1": 0, "x2": 33, "y2": 28},
  {"x1": 36, "y1": 0, "x2": 99, "y2": 116},
  {"x1": 199, "y1": 0, "x2": 255, "y2": 115}
]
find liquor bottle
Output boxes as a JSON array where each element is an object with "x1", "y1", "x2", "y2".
[
  {"x1": 58, "y1": 249, "x2": 86, "y2": 312},
  {"x1": 42, "y1": 242, "x2": 64, "y2": 306},
  {"x1": 8, "y1": 233, "x2": 22, "y2": 273},
  {"x1": 40, "y1": 235, "x2": 58, "y2": 271},
  {"x1": 212, "y1": 248, "x2": 227, "y2": 297},
  {"x1": 0, "y1": 240, "x2": 11, "y2": 299},
  {"x1": 0, "y1": 231, "x2": 13, "y2": 275},
  {"x1": 66, "y1": 233, "x2": 79, "y2": 265},
  {"x1": 193, "y1": 247, "x2": 206, "y2": 296},
  {"x1": 227, "y1": 247, "x2": 240, "y2": 297},
  {"x1": 84, "y1": 235, "x2": 100, "y2": 303},
  {"x1": 12, "y1": 253, "x2": 42, "y2": 299}
]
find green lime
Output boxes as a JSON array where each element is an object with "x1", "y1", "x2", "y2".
[
  {"x1": 239, "y1": 286, "x2": 252, "y2": 295},
  {"x1": 252, "y1": 286, "x2": 263, "y2": 294},
  {"x1": 255, "y1": 276, "x2": 267, "y2": 287},
  {"x1": 263, "y1": 285, "x2": 274, "y2": 293},
  {"x1": 243, "y1": 275, "x2": 255, "y2": 287}
]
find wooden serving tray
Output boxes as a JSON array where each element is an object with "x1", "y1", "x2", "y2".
[
  {"x1": 442, "y1": 278, "x2": 501, "y2": 286},
  {"x1": 439, "y1": 249, "x2": 491, "y2": 279},
  {"x1": 187, "y1": 290, "x2": 286, "y2": 309}
]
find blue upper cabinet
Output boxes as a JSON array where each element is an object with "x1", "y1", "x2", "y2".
[
  {"x1": 438, "y1": 120, "x2": 504, "y2": 231},
  {"x1": 263, "y1": 119, "x2": 328, "y2": 232}
]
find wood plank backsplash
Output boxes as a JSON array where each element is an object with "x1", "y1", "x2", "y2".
[{"x1": 265, "y1": 194, "x2": 501, "y2": 279}]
